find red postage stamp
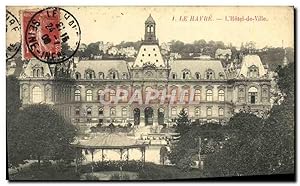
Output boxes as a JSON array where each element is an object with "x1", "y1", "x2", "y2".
[{"x1": 23, "y1": 7, "x2": 81, "y2": 64}]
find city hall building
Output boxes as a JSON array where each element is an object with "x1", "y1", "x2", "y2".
[{"x1": 18, "y1": 15, "x2": 272, "y2": 131}]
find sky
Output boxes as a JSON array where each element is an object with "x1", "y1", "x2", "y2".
[{"x1": 7, "y1": 6, "x2": 294, "y2": 49}]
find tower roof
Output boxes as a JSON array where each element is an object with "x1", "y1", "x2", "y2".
[{"x1": 145, "y1": 14, "x2": 155, "y2": 24}]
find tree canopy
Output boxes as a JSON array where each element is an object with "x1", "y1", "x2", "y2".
[
  {"x1": 203, "y1": 63, "x2": 295, "y2": 177},
  {"x1": 7, "y1": 104, "x2": 77, "y2": 168}
]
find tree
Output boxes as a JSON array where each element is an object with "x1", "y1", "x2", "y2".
[
  {"x1": 204, "y1": 63, "x2": 295, "y2": 177},
  {"x1": 7, "y1": 75, "x2": 22, "y2": 167},
  {"x1": 174, "y1": 109, "x2": 191, "y2": 135},
  {"x1": 169, "y1": 110, "x2": 225, "y2": 170},
  {"x1": 8, "y1": 104, "x2": 77, "y2": 168},
  {"x1": 203, "y1": 113, "x2": 266, "y2": 177}
]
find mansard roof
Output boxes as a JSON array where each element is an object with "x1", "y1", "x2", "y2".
[
  {"x1": 238, "y1": 54, "x2": 267, "y2": 77},
  {"x1": 20, "y1": 59, "x2": 52, "y2": 78},
  {"x1": 75, "y1": 60, "x2": 129, "y2": 75},
  {"x1": 169, "y1": 59, "x2": 227, "y2": 79}
]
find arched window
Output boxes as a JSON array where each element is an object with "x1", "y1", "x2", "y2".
[
  {"x1": 109, "y1": 70, "x2": 118, "y2": 79},
  {"x1": 206, "y1": 89, "x2": 213, "y2": 101},
  {"x1": 171, "y1": 107, "x2": 177, "y2": 116},
  {"x1": 97, "y1": 90, "x2": 103, "y2": 101},
  {"x1": 182, "y1": 71, "x2": 190, "y2": 79},
  {"x1": 75, "y1": 107, "x2": 80, "y2": 115},
  {"x1": 207, "y1": 107, "x2": 212, "y2": 116},
  {"x1": 122, "y1": 73, "x2": 128, "y2": 79},
  {"x1": 218, "y1": 89, "x2": 225, "y2": 101},
  {"x1": 122, "y1": 107, "x2": 127, "y2": 117},
  {"x1": 110, "y1": 107, "x2": 116, "y2": 116},
  {"x1": 184, "y1": 90, "x2": 189, "y2": 102},
  {"x1": 120, "y1": 90, "x2": 128, "y2": 102},
  {"x1": 75, "y1": 89, "x2": 81, "y2": 101},
  {"x1": 195, "y1": 107, "x2": 201, "y2": 117},
  {"x1": 99, "y1": 72, "x2": 104, "y2": 79},
  {"x1": 86, "y1": 71, "x2": 94, "y2": 79},
  {"x1": 86, "y1": 90, "x2": 93, "y2": 101},
  {"x1": 32, "y1": 86, "x2": 42, "y2": 103},
  {"x1": 206, "y1": 70, "x2": 215, "y2": 79},
  {"x1": 33, "y1": 69, "x2": 37, "y2": 77},
  {"x1": 219, "y1": 107, "x2": 224, "y2": 116},
  {"x1": 86, "y1": 107, "x2": 92, "y2": 116},
  {"x1": 36, "y1": 69, "x2": 40, "y2": 77},
  {"x1": 195, "y1": 72, "x2": 201, "y2": 80},
  {"x1": 194, "y1": 89, "x2": 201, "y2": 101},
  {"x1": 248, "y1": 65, "x2": 259, "y2": 78},
  {"x1": 172, "y1": 73, "x2": 177, "y2": 79},
  {"x1": 98, "y1": 107, "x2": 104, "y2": 115},
  {"x1": 248, "y1": 87, "x2": 258, "y2": 104},
  {"x1": 110, "y1": 89, "x2": 116, "y2": 102},
  {"x1": 75, "y1": 72, "x2": 81, "y2": 80}
]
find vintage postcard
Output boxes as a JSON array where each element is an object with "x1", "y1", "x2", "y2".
[{"x1": 6, "y1": 6, "x2": 295, "y2": 181}]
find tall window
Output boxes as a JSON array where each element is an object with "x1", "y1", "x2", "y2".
[
  {"x1": 122, "y1": 107, "x2": 127, "y2": 117},
  {"x1": 86, "y1": 90, "x2": 93, "y2": 101},
  {"x1": 262, "y1": 86, "x2": 269, "y2": 102},
  {"x1": 218, "y1": 89, "x2": 225, "y2": 101},
  {"x1": 75, "y1": 90, "x2": 81, "y2": 101},
  {"x1": 219, "y1": 107, "x2": 224, "y2": 116},
  {"x1": 207, "y1": 107, "x2": 212, "y2": 116},
  {"x1": 97, "y1": 90, "x2": 103, "y2": 101},
  {"x1": 120, "y1": 91, "x2": 128, "y2": 102},
  {"x1": 195, "y1": 107, "x2": 201, "y2": 117},
  {"x1": 110, "y1": 89, "x2": 116, "y2": 102},
  {"x1": 32, "y1": 86, "x2": 42, "y2": 103},
  {"x1": 110, "y1": 107, "x2": 116, "y2": 116},
  {"x1": 194, "y1": 89, "x2": 201, "y2": 101},
  {"x1": 248, "y1": 87, "x2": 258, "y2": 104},
  {"x1": 238, "y1": 86, "x2": 245, "y2": 102},
  {"x1": 184, "y1": 90, "x2": 189, "y2": 102},
  {"x1": 206, "y1": 89, "x2": 213, "y2": 101}
]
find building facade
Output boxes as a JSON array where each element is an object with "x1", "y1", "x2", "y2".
[{"x1": 18, "y1": 15, "x2": 272, "y2": 131}]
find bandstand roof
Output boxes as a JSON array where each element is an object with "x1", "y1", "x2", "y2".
[{"x1": 73, "y1": 133, "x2": 148, "y2": 149}]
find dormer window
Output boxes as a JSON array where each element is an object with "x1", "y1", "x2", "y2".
[
  {"x1": 33, "y1": 67, "x2": 44, "y2": 77},
  {"x1": 75, "y1": 72, "x2": 81, "y2": 80},
  {"x1": 248, "y1": 65, "x2": 259, "y2": 78},
  {"x1": 85, "y1": 70, "x2": 95, "y2": 79},
  {"x1": 99, "y1": 72, "x2": 104, "y2": 79},
  {"x1": 182, "y1": 69, "x2": 191, "y2": 79},
  {"x1": 171, "y1": 73, "x2": 177, "y2": 79},
  {"x1": 195, "y1": 72, "x2": 201, "y2": 80},
  {"x1": 206, "y1": 69, "x2": 215, "y2": 80},
  {"x1": 122, "y1": 73, "x2": 128, "y2": 79},
  {"x1": 109, "y1": 69, "x2": 118, "y2": 79},
  {"x1": 219, "y1": 72, "x2": 225, "y2": 80}
]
